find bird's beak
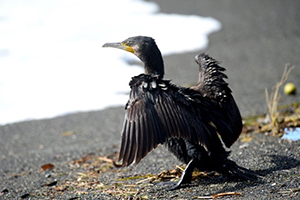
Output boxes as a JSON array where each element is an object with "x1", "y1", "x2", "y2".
[{"x1": 102, "y1": 42, "x2": 135, "y2": 54}]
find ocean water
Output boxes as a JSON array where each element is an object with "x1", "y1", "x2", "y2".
[{"x1": 0, "y1": 0, "x2": 221, "y2": 125}]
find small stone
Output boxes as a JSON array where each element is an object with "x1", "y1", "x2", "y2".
[{"x1": 45, "y1": 173, "x2": 52, "y2": 178}]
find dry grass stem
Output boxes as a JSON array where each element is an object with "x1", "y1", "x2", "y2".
[{"x1": 265, "y1": 64, "x2": 295, "y2": 134}]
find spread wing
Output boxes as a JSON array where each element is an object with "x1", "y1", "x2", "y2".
[
  {"x1": 192, "y1": 53, "x2": 243, "y2": 147},
  {"x1": 117, "y1": 76, "x2": 218, "y2": 167}
]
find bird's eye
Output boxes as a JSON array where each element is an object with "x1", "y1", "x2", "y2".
[{"x1": 122, "y1": 42, "x2": 130, "y2": 47}]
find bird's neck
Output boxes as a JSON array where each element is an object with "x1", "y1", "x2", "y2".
[{"x1": 143, "y1": 51, "x2": 165, "y2": 79}]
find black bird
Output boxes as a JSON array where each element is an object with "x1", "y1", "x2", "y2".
[{"x1": 102, "y1": 36, "x2": 257, "y2": 190}]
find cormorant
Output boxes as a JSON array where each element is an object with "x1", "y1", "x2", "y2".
[{"x1": 102, "y1": 36, "x2": 257, "y2": 190}]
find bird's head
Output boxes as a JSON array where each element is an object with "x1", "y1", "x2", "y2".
[
  {"x1": 103, "y1": 36, "x2": 153, "y2": 61},
  {"x1": 103, "y1": 36, "x2": 164, "y2": 78}
]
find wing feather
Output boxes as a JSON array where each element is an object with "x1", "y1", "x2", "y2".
[
  {"x1": 141, "y1": 109, "x2": 150, "y2": 157},
  {"x1": 134, "y1": 118, "x2": 142, "y2": 164},
  {"x1": 118, "y1": 120, "x2": 128, "y2": 162},
  {"x1": 160, "y1": 99, "x2": 175, "y2": 136},
  {"x1": 121, "y1": 121, "x2": 132, "y2": 165},
  {"x1": 118, "y1": 75, "x2": 220, "y2": 166},
  {"x1": 134, "y1": 116, "x2": 146, "y2": 165},
  {"x1": 126, "y1": 121, "x2": 136, "y2": 166},
  {"x1": 193, "y1": 53, "x2": 242, "y2": 147}
]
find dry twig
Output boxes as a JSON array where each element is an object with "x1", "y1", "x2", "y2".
[{"x1": 265, "y1": 64, "x2": 295, "y2": 134}]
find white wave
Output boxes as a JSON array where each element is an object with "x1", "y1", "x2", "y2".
[{"x1": 0, "y1": 0, "x2": 221, "y2": 124}]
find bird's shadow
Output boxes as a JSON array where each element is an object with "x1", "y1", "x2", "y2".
[
  {"x1": 256, "y1": 154, "x2": 300, "y2": 175},
  {"x1": 197, "y1": 154, "x2": 300, "y2": 193}
]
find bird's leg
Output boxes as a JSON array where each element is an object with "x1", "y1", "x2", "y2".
[{"x1": 162, "y1": 159, "x2": 197, "y2": 191}]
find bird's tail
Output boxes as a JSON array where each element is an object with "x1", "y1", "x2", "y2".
[{"x1": 218, "y1": 159, "x2": 261, "y2": 181}]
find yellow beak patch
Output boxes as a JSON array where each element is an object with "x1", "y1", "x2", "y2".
[{"x1": 122, "y1": 43, "x2": 135, "y2": 54}]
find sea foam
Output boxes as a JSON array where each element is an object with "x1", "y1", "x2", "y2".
[{"x1": 0, "y1": 0, "x2": 221, "y2": 124}]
